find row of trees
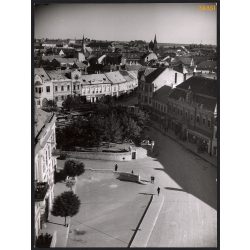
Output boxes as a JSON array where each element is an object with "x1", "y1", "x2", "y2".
[{"x1": 56, "y1": 104, "x2": 149, "y2": 149}]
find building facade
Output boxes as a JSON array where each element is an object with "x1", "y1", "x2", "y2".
[
  {"x1": 34, "y1": 109, "x2": 57, "y2": 238},
  {"x1": 138, "y1": 67, "x2": 185, "y2": 109}
]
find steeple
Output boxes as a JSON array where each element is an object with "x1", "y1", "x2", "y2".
[
  {"x1": 153, "y1": 34, "x2": 158, "y2": 51},
  {"x1": 81, "y1": 34, "x2": 86, "y2": 54}
]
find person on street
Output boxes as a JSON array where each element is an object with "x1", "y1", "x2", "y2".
[
  {"x1": 157, "y1": 186, "x2": 160, "y2": 196},
  {"x1": 151, "y1": 176, "x2": 155, "y2": 183},
  {"x1": 115, "y1": 164, "x2": 118, "y2": 171}
]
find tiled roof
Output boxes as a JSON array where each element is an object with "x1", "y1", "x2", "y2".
[
  {"x1": 196, "y1": 60, "x2": 217, "y2": 70},
  {"x1": 81, "y1": 74, "x2": 111, "y2": 85},
  {"x1": 153, "y1": 85, "x2": 172, "y2": 105},
  {"x1": 47, "y1": 70, "x2": 69, "y2": 81},
  {"x1": 34, "y1": 109, "x2": 53, "y2": 138},
  {"x1": 105, "y1": 71, "x2": 126, "y2": 84},
  {"x1": 144, "y1": 67, "x2": 157, "y2": 76},
  {"x1": 145, "y1": 67, "x2": 166, "y2": 83},
  {"x1": 42, "y1": 55, "x2": 61, "y2": 62},
  {"x1": 34, "y1": 68, "x2": 50, "y2": 81},
  {"x1": 125, "y1": 64, "x2": 144, "y2": 71},
  {"x1": 54, "y1": 57, "x2": 78, "y2": 64},
  {"x1": 176, "y1": 76, "x2": 217, "y2": 98},
  {"x1": 119, "y1": 71, "x2": 134, "y2": 82}
]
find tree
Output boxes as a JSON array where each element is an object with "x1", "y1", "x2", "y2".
[
  {"x1": 36, "y1": 233, "x2": 52, "y2": 248},
  {"x1": 64, "y1": 160, "x2": 85, "y2": 177},
  {"x1": 51, "y1": 191, "x2": 81, "y2": 226},
  {"x1": 103, "y1": 113, "x2": 122, "y2": 144}
]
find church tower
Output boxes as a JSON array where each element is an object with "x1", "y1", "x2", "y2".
[
  {"x1": 153, "y1": 34, "x2": 158, "y2": 52},
  {"x1": 81, "y1": 34, "x2": 86, "y2": 54}
]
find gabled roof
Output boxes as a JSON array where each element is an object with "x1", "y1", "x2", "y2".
[
  {"x1": 105, "y1": 71, "x2": 126, "y2": 84},
  {"x1": 81, "y1": 74, "x2": 111, "y2": 85},
  {"x1": 153, "y1": 85, "x2": 172, "y2": 105},
  {"x1": 47, "y1": 70, "x2": 69, "y2": 81},
  {"x1": 34, "y1": 68, "x2": 50, "y2": 81},
  {"x1": 35, "y1": 109, "x2": 53, "y2": 138},
  {"x1": 175, "y1": 76, "x2": 217, "y2": 98},
  {"x1": 145, "y1": 67, "x2": 166, "y2": 83}
]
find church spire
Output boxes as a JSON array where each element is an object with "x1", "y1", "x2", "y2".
[
  {"x1": 81, "y1": 34, "x2": 86, "y2": 54},
  {"x1": 153, "y1": 34, "x2": 158, "y2": 51}
]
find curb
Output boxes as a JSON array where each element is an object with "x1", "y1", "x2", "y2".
[{"x1": 130, "y1": 194, "x2": 165, "y2": 247}]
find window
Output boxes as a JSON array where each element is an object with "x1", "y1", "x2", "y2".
[
  {"x1": 38, "y1": 87, "x2": 42, "y2": 94},
  {"x1": 203, "y1": 118, "x2": 206, "y2": 125},
  {"x1": 46, "y1": 86, "x2": 50, "y2": 93},
  {"x1": 208, "y1": 120, "x2": 211, "y2": 128},
  {"x1": 175, "y1": 73, "x2": 177, "y2": 83},
  {"x1": 180, "y1": 110, "x2": 182, "y2": 116},
  {"x1": 61, "y1": 86, "x2": 64, "y2": 91},
  {"x1": 185, "y1": 111, "x2": 188, "y2": 118},
  {"x1": 77, "y1": 85, "x2": 79, "y2": 90},
  {"x1": 55, "y1": 96, "x2": 58, "y2": 101},
  {"x1": 35, "y1": 87, "x2": 38, "y2": 93},
  {"x1": 73, "y1": 85, "x2": 76, "y2": 91},
  {"x1": 191, "y1": 114, "x2": 193, "y2": 120},
  {"x1": 37, "y1": 100, "x2": 40, "y2": 105},
  {"x1": 196, "y1": 115, "x2": 200, "y2": 123},
  {"x1": 61, "y1": 95, "x2": 64, "y2": 100},
  {"x1": 55, "y1": 86, "x2": 58, "y2": 92},
  {"x1": 67, "y1": 85, "x2": 70, "y2": 91}
]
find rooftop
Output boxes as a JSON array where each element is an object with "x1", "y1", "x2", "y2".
[
  {"x1": 153, "y1": 85, "x2": 173, "y2": 105},
  {"x1": 34, "y1": 68, "x2": 50, "y2": 82}
]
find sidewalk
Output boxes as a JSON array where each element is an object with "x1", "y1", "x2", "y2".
[
  {"x1": 130, "y1": 193, "x2": 165, "y2": 247},
  {"x1": 40, "y1": 182, "x2": 71, "y2": 247},
  {"x1": 151, "y1": 122, "x2": 217, "y2": 167}
]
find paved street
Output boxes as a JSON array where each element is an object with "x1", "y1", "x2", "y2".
[
  {"x1": 59, "y1": 124, "x2": 217, "y2": 247},
  {"x1": 146, "y1": 127, "x2": 217, "y2": 247}
]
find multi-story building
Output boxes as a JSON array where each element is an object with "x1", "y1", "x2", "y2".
[
  {"x1": 138, "y1": 67, "x2": 185, "y2": 109},
  {"x1": 165, "y1": 76, "x2": 217, "y2": 155},
  {"x1": 46, "y1": 70, "x2": 73, "y2": 107},
  {"x1": 34, "y1": 109, "x2": 57, "y2": 237},
  {"x1": 80, "y1": 73, "x2": 112, "y2": 102},
  {"x1": 34, "y1": 67, "x2": 139, "y2": 107},
  {"x1": 34, "y1": 68, "x2": 54, "y2": 108}
]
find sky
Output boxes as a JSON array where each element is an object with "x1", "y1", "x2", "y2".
[{"x1": 34, "y1": 3, "x2": 217, "y2": 45}]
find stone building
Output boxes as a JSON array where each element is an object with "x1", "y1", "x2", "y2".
[
  {"x1": 166, "y1": 76, "x2": 217, "y2": 155},
  {"x1": 34, "y1": 109, "x2": 57, "y2": 237}
]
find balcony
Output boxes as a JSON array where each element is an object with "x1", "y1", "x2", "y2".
[{"x1": 35, "y1": 182, "x2": 49, "y2": 202}]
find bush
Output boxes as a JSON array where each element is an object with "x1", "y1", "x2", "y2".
[
  {"x1": 54, "y1": 170, "x2": 67, "y2": 183},
  {"x1": 64, "y1": 160, "x2": 85, "y2": 177},
  {"x1": 36, "y1": 233, "x2": 52, "y2": 248}
]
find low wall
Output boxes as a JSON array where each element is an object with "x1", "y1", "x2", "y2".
[
  {"x1": 62, "y1": 150, "x2": 132, "y2": 161},
  {"x1": 118, "y1": 172, "x2": 140, "y2": 183}
]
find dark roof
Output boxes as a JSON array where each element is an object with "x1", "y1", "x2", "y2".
[
  {"x1": 168, "y1": 76, "x2": 217, "y2": 111},
  {"x1": 196, "y1": 60, "x2": 217, "y2": 70},
  {"x1": 175, "y1": 76, "x2": 217, "y2": 98},
  {"x1": 145, "y1": 67, "x2": 166, "y2": 83},
  {"x1": 153, "y1": 85, "x2": 172, "y2": 105}
]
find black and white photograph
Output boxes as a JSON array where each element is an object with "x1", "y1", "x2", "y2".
[{"x1": 33, "y1": 1, "x2": 218, "y2": 248}]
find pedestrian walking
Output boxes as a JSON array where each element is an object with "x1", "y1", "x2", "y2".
[
  {"x1": 151, "y1": 176, "x2": 155, "y2": 183},
  {"x1": 157, "y1": 187, "x2": 160, "y2": 196},
  {"x1": 115, "y1": 164, "x2": 118, "y2": 172}
]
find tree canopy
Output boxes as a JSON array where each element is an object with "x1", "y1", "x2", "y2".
[{"x1": 51, "y1": 191, "x2": 81, "y2": 226}]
